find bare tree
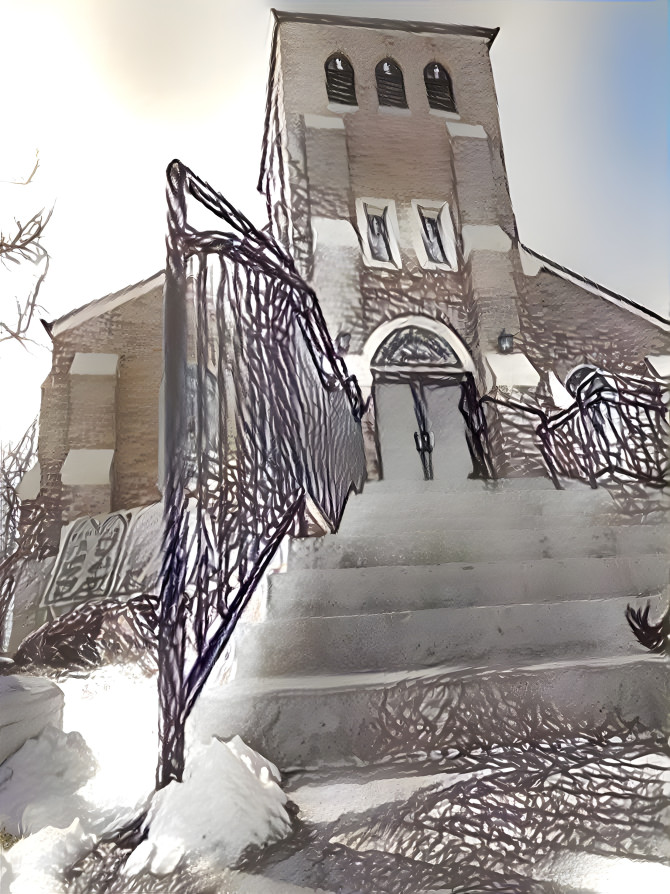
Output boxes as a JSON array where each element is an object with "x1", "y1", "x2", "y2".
[
  {"x1": 0, "y1": 153, "x2": 51, "y2": 644},
  {"x1": 0, "y1": 156, "x2": 51, "y2": 345},
  {"x1": 0, "y1": 419, "x2": 38, "y2": 561}
]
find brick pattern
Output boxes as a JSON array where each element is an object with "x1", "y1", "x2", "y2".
[
  {"x1": 517, "y1": 273, "x2": 670, "y2": 381},
  {"x1": 37, "y1": 285, "x2": 163, "y2": 542}
]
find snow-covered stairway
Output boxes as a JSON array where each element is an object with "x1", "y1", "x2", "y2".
[{"x1": 193, "y1": 478, "x2": 670, "y2": 773}]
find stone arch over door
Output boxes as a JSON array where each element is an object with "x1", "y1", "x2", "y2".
[
  {"x1": 363, "y1": 317, "x2": 475, "y2": 483},
  {"x1": 360, "y1": 315, "x2": 474, "y2": 390}
]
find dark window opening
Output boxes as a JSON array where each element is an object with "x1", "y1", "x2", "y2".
[
  {"x1": 424, "y1": 62, "x2": 456, "y2": 113},
  {"x1": 325, "y1": 54, "x2": 357, "y2": 106},
  {"x1": 365, "y1": 204, "x2": 393, "y2": 263},
  {"x1": 375, "y1": 58, "x2": 408, "y2": 109},
  {"x1": 418, "y1": 207, "x2": 449, "y2": 264}
]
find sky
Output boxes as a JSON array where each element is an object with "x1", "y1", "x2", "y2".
[{"x1": 0, "y1": 0, "x2": 668, "y2": 444}]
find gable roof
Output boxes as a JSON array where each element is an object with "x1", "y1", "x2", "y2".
[
  {"x1": 520, "y1": 244, "x2": 670, "y2": 332},
  {"x1": 49, "y1": 271, "x2": 165, "y2": 338}
]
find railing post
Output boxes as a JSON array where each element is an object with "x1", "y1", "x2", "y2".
[{"x1": 157, "y1": 160, "x2": 190, "y2": 788}]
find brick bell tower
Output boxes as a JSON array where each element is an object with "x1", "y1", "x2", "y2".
[{"x1": 260, "y1": 10, "x2": 540, "y2": 481}]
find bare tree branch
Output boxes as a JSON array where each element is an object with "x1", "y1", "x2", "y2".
[
  {"x1": 0, "y1": 150, "x2": 40, "y2": 186},
  {"x1": 0, "y1": 419, "x2": 38, "y2": 562},
  {"x1": 0, "y1": 207, "x2": 52, "y2": 266},
  {"x1": 0, "y1": 255, "x2": 49, "y2": 347}
]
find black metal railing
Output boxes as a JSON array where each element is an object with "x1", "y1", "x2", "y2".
[
  {"x1": 158, "y1": 161, "x2": 367, "y2": 786},
  {"x1": 482, "y1": 370, "x2": 669, "y2": 489},
  {"x1": 541, "y1": 370, "x2": 669, "y2": 488},
  {"x1": 481, "y1": 395, "x2": 558, "y2": 485},
  {"x1": 459, "y1": 374, "x2": 496, "y2": 480}
]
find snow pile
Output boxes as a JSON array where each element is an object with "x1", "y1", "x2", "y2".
[
  {"x1": 123, "y1": 736, "x2": 292, "y2": 878},
  {"x1": 0, "y1": 665, "x2": 289, "y2": 889},
  {"x1": 0, "y1": 725, "x2": 95, "y2": 836},
  {"x1": 1, "y1": 819, "x2": 95, "y2": 894}
]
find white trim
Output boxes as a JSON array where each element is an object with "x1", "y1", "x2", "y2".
[
  {"x1": 17, "y1": 462, "x2": 40, "y2": 501},
  {"x1": 69, "y1": 353, "x2": 119, "y2": 376},
  {"x1": 51, "y1": 272, "x2": 164, "y2": 337},
  {"x1": 410, "y1": 200, "x2": 458, "y2": 271},
  {"x1": 548, "y1": 371, "x2": 574, "y2": 410},
  {"x1": 645, "y1": 355, "x2": 670, "y2": 378},
  {"x1": 311, "y1": 217, "x2": 359, "y2": 249},
  {"x1": 446, "y1": 121, "x2": 487, "y2": 139},
  {"x1": 485, "y1": 353, "x2": 541, "y2": 388},
  {"x1": 378, "y1": 105, "x2": 411, "y2": 117},
  {"x1": 61, "y1": 449, "x2": 114, "y2": 486},
  {"x1": 355, "y1": 197, "x2": 402, "y2": 270},
  {"x1": 358, "y1": 315, "x2": 475, "y2": 387},
  {"x1": 429, "y1": 109, "x2": 460, "y2": 120},
  {"x1": 461, "y1": 224, "x2": 512, "y2": 260},
  {"x1": 519, "y1": 246, "x2": 543, "y2": 276},
  {"x1": 304, "y1": 113, "x2": 345, "y2": 130},
  {"x1": 327, "y1": 102, "x2": 358, "y2": 115}
]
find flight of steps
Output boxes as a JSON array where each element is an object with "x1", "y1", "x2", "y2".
[
  {"x1": 192, "y1": 478, "x2": 670, "y2": 891},
  {"x1": 193, "y1": 478, "x2": 669, "y2": 770}
]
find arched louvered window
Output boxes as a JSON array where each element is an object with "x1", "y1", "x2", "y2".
[
  {"x1": 375, "y1": 58, "x2": 407, "y2": 109},
  {"x1": 325, "y1": 54, "x2": 357, "y2": 106},
  {"x1": 424, "y1": 62, "x2": 456, "y2": 113}
]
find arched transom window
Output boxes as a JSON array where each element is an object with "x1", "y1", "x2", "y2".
[
  {"x1": 424, "y1": 62, "x2": 456, "y2": 113},
  {"x1": 325, "y1": 54, "x2": 357, "y2": 106},
  {"x1": 375, "y1": 58, "x2": 408, "y2": 109},
  {"x1": 372, "y1": 326, "x2": 462, "y2": 369}
]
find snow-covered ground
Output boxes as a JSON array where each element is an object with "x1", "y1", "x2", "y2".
[{"x1": 0, "y1": 666, "x2": 292, "y2": 893}]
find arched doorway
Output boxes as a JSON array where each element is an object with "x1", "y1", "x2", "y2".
[{"x1": 370, "y1": 323, "x2": 474, "y2": 483}]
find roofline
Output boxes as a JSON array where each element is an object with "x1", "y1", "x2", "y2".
[
  {"x1": 520, "y1": 244, "x2": 670, "y2": 332},
  {"x1": 50, "y1": 271, "x2": 165, "y2": 338},
  {"x1": 271, "y1": 9, "x2": 500, "y2": 47}
]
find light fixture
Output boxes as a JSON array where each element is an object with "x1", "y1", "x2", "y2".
[
  {"x1": 335, "y1": 332, "x2": 351, "y2": 355},
  {"x1": 498, "y1": 329, "x2": 514, "y2": 354}
]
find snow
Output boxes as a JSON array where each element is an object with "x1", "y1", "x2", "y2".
[
  {"x1": 1, "y1": 820, "x2": 96, "y2": 894},
  {"x1": 0, "y1": 726, "x2": 95, "y2": 836},
  {"x1": 0, "y1": 665, "x2": 292, "y2": 890},
  {"x1": 123, "y1": 736, "x2": 291, "y2": 878}
]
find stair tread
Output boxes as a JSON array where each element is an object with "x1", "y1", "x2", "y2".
[
  {"x1": 218, "y1": 652, "x2": 668, "y2": 696},
  {"x1": 268, "y1": 556, "x2": 667, "y2": 618}
]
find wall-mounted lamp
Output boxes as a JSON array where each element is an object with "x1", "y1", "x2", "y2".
[
  {"x1": 498, "y1": 329, "x2": 514, "y2": 354},
  {"x1": 335, "y1": 331, "x2": 351, "y2": 355}
]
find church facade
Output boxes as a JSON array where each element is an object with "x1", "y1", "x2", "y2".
[{"x1": 18, "y1": 11, "x2": 670, "y2": 562}]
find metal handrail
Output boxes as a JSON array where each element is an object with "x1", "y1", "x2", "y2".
[
  {"x1": 481, "y1": 370, "x2": 668, "y2": 490},
  {"x1": 158, "y1": 161, "x2": 367, "y2": 787}
]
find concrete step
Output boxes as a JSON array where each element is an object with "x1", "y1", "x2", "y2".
[
  {"x1": 236, "y1": 592, "x2": 665, "y2": 677},
  {"x1": 341, "y1": 486, "x2": 614, "y2": 519},
  {"x1": 290, "y1": 524, "x2": 670, "y2": 569},
  {"x1": 336, "y1": 495, "x2": 664, "y2": 535},
  {"x1": 191, "y1": 654, "x2": 670, "y2": 772},
  {"x1": 268, "y1": 556, "x2": 668, "y2": 618},
  {"x1": 362, "y1": 477, "x2": 670, "y2": 501}
]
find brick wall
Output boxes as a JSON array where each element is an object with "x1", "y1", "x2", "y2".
[
  {"x1": 517, "y1": 272, "x2": 670, "y2": 381},
  {"x1": 37, "y1": 284, "x2": 163, "y2": 541}
]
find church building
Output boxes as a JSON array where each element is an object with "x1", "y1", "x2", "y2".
[{"x1": 11, "y1": 10, "x2": 670, "y2": 633}]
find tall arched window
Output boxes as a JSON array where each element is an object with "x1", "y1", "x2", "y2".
[
  {"x1": 375, "y1": 58, "x2": 407, "y2": 109},
  {"x1": 424, "y1": 62, "x2": 456, "y2": 113},
  {"x1": 325, "y1": 54, "x2": 357, "y2": 106}
]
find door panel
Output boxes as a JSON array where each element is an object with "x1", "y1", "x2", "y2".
[
  {"x1": 425, "y1": 383, "x2": 472, "y2": 483},
  {"x1": 375, "y1": 383, "x2": 424, "y2": 481},
  {"x1": 375, "y1": 380, "x2": 472, "y2": 483}
]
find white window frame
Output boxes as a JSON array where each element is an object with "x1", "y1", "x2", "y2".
[
  {"x1": 411, "y1": 199, "x2": 458, "y2": 271},
  {"x1": 355, "y1": 197, "x2": 402, "y2": 269}
]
